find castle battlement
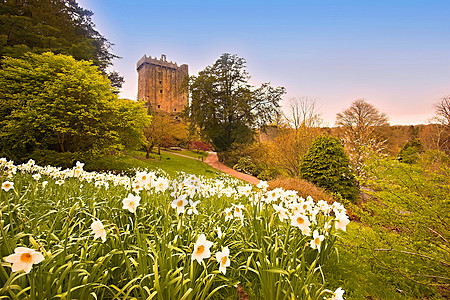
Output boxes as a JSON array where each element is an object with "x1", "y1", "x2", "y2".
[{"x1": 137, "y1": 54, "x2": 188, "y2": 71}]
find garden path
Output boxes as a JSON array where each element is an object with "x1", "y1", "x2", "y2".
[{"x1": 204, "y1": 152, "x2": 260, "y2": 185}]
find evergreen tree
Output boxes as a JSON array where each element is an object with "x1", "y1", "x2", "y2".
[
  {"x1": 186, "y1": 53, "x2": 285, "y2": 152},
  {"x1": 300, "y1": 135, "x2": 359, "y2": 202}
]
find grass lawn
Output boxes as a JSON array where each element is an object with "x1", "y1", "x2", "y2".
[
  {"x1": 84, "y1": 150, "x2": 221, "y2": 178},
  {"x1": 163, "y1": 149, "x2": 209, "y2": 160}
]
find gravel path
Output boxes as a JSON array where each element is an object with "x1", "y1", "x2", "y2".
[{"x1": 204, "y1": 152, "x2": 260, "y2": 185}]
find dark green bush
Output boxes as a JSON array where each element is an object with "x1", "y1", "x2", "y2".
[
  {"x1": 300, "y1": 135, "x2": 359, "y2": 202},
  {"x1": 233, "y1": 157, "x2": 261, "y2": 176},
  {"x1": 28, "y1": 149, "x2": 84, "y2": 169},
  {"x1": 398, "y1": 139, "x2": 423, "y2": 164}
]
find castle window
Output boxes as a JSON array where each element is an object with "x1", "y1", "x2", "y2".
[
  {"x1": 159, "y1": 81, "x2": 162, "y2": 84},
  {"x1": 157, "y1": 105, "x2": 160, "y2": 109},
  {"x1": 174, "y1": 108, "x2": 177, "y2": 112},
  {"x1": 160, "y1": 90, "x2": 163, "y2": 93}
]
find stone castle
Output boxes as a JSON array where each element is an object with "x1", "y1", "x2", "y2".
[{"x1": 136, "y1": 54, "x2": 189, "y2": 114}]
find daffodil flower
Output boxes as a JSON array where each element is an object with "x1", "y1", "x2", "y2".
[
  {"x1": 123, "y1": 193, "x2": 140, "y2": 213},
  {"x1": 215, "y1": 246, "x2": 230, "y2": 274},
  {"x1": 1, "y1": 181, "x2": 14, "y2": 192},
  {"x1": 310, "y1": 230, "x2": 325, "y2": 252},
  {"x1": 171, "y1": 194, "x2": 188, "y2": 215},
  {"x1": 191, "y1": 234, "x2": 213, "y2": 264},
  {"x1": 4, "y1": 247, "x2": 44, "y2": 273},
  {"x1": 91, "y1": 220, "x2": 107, "y2": 242}
]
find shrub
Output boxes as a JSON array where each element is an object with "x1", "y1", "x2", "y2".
[
  {"x1": 268, "y1": 176, "x2": 334, "y2": 203},
  {"x1": 233, "y1": 157, "x2": 261, "y2": 176},
  {"x1": 398, "y1": 138, "x2": 423, "y2": 164},
  {"x1": 359, "y1": 157, "x2": 450, "y2": 298},
  {"x1": 300, "y1": 135, "x2": 359, "y2": 202}
]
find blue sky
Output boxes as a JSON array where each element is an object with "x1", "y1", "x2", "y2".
[{"x1": 78, "y1": 0, "x2": 450, "y2": 125}]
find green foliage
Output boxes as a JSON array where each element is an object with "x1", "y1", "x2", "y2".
[
  {"x1": 186, "y1": 53, "x2": 285, "y2": 152},
  {"x1": 233, "y1": 157, "x2": 261, "y2": 176},
  {"x1": 0, "y1": 0, "x2": 122, "y2": 87},
  {"x1": 0, "y1": 159, "x2": 345, "y2": 299},
  {"x1": 398, "y1": 138, "x2": 423, "y2": 164},
  {"x1": 300, "y1": 135, "x2": 359, "y2": 202},
  {"x1": 0, "y1": 52, "x2": 148, "y2": 164},
  {"x1": 358, "y1": 157, "x2": 450, "y2": 298},
  {"x1": 27, "y1": 149, "x2": 85, "y2": 170}
]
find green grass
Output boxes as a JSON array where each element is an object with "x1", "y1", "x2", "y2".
[
  {"x1": 84, "y1": 150, "x2": 220, "y2": 178},
  {"x1": 324, "y1": 223, "x2": 409, "y2": 300},
  {"x1": 163, "y1": 149, "x2": 209, "y2": 160}
]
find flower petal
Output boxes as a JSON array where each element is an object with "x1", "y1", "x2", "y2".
[{"x1": 31, "y1": 252, "x2": 44, "y2": 264}]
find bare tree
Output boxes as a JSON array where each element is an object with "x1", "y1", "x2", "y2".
[
  {"x1": 261, "y1": 97, "x2": 322, "y2": 176},
  {"x1": 336, "y1": 99, "x2": 389, "y2": 174},
  {"x1": 432, "y1": 96, "x2": 450, "y2": 152},
  {"x1": 284, "y1": 97, "x2": 322, "y2": 130}
]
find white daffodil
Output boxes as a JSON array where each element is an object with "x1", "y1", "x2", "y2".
[
  {"x1": 187, "y1": 200, "x2": 200, "y2": 215},
  {"x1": 171, "y1": 194, "x2": 188, "y2": 215},
  {"x1": 216, "y1": 226, "x2": 223, "y2": 239},
  {"x1": 290, "y1": 213, "x2": 311, "y2": 235},
  {"x1": 233, "y1": 203, "x2": 245, "y2": 219},
  {"x1": 215, "y1": 246, "x2": 231, "y2": 274},
  {"x1": 55, "y1": 179, "x2": 64, "y2": 186},
  {"x1": 224, "y1": 207, "x2": 234, "y2": 221},
  {"x1": 335, "y1": 213, "x2": 350, "y2": 231},
  {"x1": 32, "y1": 174, "x2": 41, "y2": 181},
  {"x1": 122, "y1": 193, "x2": 141, "y2": 213},
  {"x1": 191, "y1": 234, "x2": 213, "y2": 264},
  {"x1": 273, "y1": 204, "x2": 289, "y2": 221},
  {"x1": 132, "y1": 181, "x2": 143, "y2": 193},
  {"x1": 257, "y1": 180, "x2": 269, "y2": 190},
  {"x1": 310, "y1": 230, "x2": 325, "y2": 252},
  {"x1": 1, "y1": 181, "x2": 14, "y2": 192},
  {"x1": 91, "y1": 220, "x2": 107, "y2": 242},
  {"x1": 4, "y1": 247, "x2": 44, "y2": 273},
  {"x1": 329, "y1": 287, "x2": 345, "y2": 300}
]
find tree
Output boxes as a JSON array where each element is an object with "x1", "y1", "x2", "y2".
[
  {"x1": 263, "y1": 97, "x2": 322, "y2": 176},
  {"x1": 0, "y1": 52, "x2": 147, "y2": 161},
  {"x1": 431, "y1": 96, "x2": 450, "y2": 153},
  {"x1": 186, "y1": 53, "x2": 285, "y2": 153},
  {"x1": 143, "y1": 113, "x2": 188, "y2": 158},
  {"x1": 300, "y1": 135, "x2": 359, "y2": 202},
  {"x1": 0, "y1": 0, "x2": 123, "y2": 89},
  {"x1": 336, "y1": 99, "x2": 389, "y2": 175}
]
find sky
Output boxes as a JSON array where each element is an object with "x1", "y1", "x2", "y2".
[{"x1": 78, "y1": 0, "x2": 450, "y2": 126}]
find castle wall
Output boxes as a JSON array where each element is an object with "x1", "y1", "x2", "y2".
[{"x1": 137, "y1": 54, "x2": 189, "y2": 114}]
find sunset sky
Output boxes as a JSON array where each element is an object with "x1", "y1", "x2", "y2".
[{"x1": 78, "y1": 0, "x2": 450, "y2": 126}]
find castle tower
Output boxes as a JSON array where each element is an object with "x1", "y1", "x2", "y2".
[{"x1": 136, "y1": 54, "x2": 189, "y2": 114}]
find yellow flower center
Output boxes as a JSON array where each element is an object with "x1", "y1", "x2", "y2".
[
  {"x1": 4, "y1": 183, "x2": 11, "y2": 189},
  {"x1": 303, "y1": 204, "x2": 307, "y2": 210},
  {"x1": 314, "y1": 237, "x2": 321, "y2": 245},
  {"x1": 142, "y1": 175, "x2": 147, "y2": 181},
  {"x1": 177, "y1": 200, "x2": 184, "y2": 207},
  {"x1": 235, "y1": 207, "x2": 240, "y2": 213},
  {"x1": 297, "y1": 217, "x2": 304, "y2": 224},
  {"x1": 20, "y1": 253, "x2": 32, "y2": 263},
  {"x1": 221, "y1": 256, "x2": 228, "y2": 266},
  {"x1": 196, "y1": 245, "x2": 205, "y2": 255}
]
